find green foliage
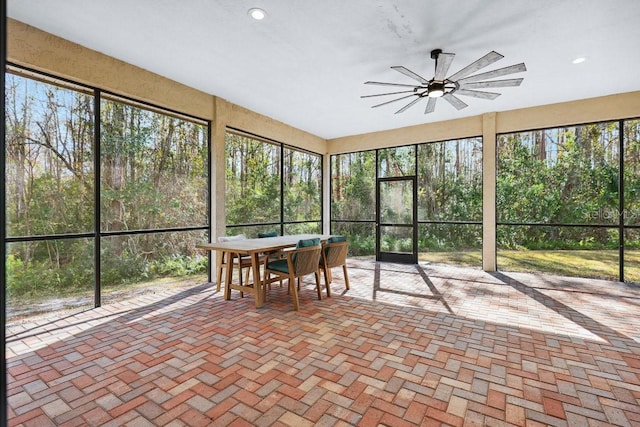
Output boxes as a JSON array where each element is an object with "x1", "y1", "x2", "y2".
[
  {"x1": 225, "y1": 133, "x2": 281, "y2": 224},
  {"x1": 150, "y1": 254, "x2": 208, "y2": 277},
  {"x1": 5, "y1": 73, "x2": 210, "y2": 314},
  {"x1": 417, "y1": 139, "x2": 482, "y2": 222},
  {"x1": 331, "y1": 151, "x2": 376, "y2": 221},
  {"x1": 378, "y1": 146, "x2": 415, "y2": 177},
  {"x1": 224, "y1": 133, "x2": 322, "y2": 228},
  {"x1": 331, "y1": 123, "x2": 640, "y2": 262},
  {"x1": 101, "y1": 252, "x2": 149, "y2": 286},
  {"x1": 6, "y1": 240, "x2": 94, "y2": 298},
  {"x1": 496, "y1": 123, "x2": 633, "y2": 250},
  {"x1": 381, "y1": 235, "x2": 413, "y2": 253},
  {"x1": 330, "y1": 222, "x2": 375, "y2": 257},
  {"x1": 418, "y1": 224, "x2": 482, "y2": 252},
  {"x1": 284, "y1": 222, "x2": 321, "y2": 235},
  {"x1": 331, "y1": 140, "x2": 483, "y2": 258}
]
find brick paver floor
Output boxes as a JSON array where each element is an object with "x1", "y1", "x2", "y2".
[{"x1": 6, "y1": 260, "x2": 640, "y2": 426}]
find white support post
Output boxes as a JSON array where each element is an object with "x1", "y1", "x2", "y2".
[{"x1": 482, "y1": 112, "x2": 497, "y2": 272}]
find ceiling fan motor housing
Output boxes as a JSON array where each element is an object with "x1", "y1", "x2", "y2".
[{"x1": 427, "y1": 81, "x2": 445, "y2": 97}]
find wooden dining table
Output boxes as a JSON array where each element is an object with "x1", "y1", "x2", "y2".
[{"x1": 197, "y1": 234, "x2": 331, "y2": 308}]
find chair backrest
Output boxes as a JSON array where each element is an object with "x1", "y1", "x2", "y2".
[
  {"x1": 322, "y1": 241, "x2": 348, "y2": 269},
  {"x1": 291, "y1": 245, "x2": 322, "y2": 277},
  {"x1": 293, "y1": 237, "x2": 320, "y2": 262}
]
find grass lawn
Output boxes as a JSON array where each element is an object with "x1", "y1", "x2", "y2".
[{"x1": 421, "y1": 249, "x2": 639, "y2": 283}]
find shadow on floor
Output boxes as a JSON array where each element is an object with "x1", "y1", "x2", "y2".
[
  {"x1": 491, "y1": 271, "x2": 633, "y2": 343},
  {"x1": 371, "y1": 262, "x2": 454, "y2": 314}
]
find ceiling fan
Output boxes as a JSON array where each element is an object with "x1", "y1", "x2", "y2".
[{"x1": 362, "y1": 49, "x2": 526, "y2": 114}]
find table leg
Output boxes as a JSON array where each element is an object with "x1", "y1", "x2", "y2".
[
  {"x1": 216, "y1": 250, "x2": 224, "y2": 292},
  {"x1": 252, "y1": 253, "x2": 263, "y2": 308},
  {"x1": 224, "y1": 251, "x2": 232, "y2": 301}
]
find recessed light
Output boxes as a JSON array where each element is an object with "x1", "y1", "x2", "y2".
[
  {"x1": 248, "y1": 8, "x2": 267, "y2": 20},
  {"x1": 572, "y1": 57, "x2": 587, "y2": 64}
]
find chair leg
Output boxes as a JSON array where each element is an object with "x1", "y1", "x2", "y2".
[
  {"x1": 343, "y1": 265, "x2": 350, "y2": 290},
  {"x1": 322, "y1": 266, "x2": 330, "y2": 290},
  {"x1": 232, "y1": 254, "x2": 245, "y2": 298},
  {"x1": 321, "y1": 270, "x2": 330, "y2": 297},
  {"x1": 237, "y1": 261, "x2": 245, "y2": 298},
  {"x1": 289, "y1": 274, "x2": 300, "y2": 311},
  {"x1": 315, "y1": 272, "x2": 322, "y2": 300},
  {"x1": 264, "y1": 259, "x2": 271, "y2": 290},
  {"x1": 263, "y1": 272, "x2": 271, "y2": 302}
]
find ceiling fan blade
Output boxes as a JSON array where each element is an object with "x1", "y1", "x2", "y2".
[
  {"x1": 460, "y1": 78, "x2": 524, "y2": 89},
  {"x1": 457, "y1": 63, "x2": 527, "y2": 84},
  {"x1": 424, "y1": 97, "x2": 437, "y2": 114},
  {"x1": 442, "y1": 93, "x2": 468, "y2": 110},
  {"x1": 434, "y1": 53, "x2": 455, "y2": 81},
  {"x1": 454, "y1": 89, "x2": 501, "y2": 100},
  {"x1": 447, "y1": 51, "x2": 504, "y2": 81},
  {"x1": 365, "y1": 81, "x2": 421, "y2": 88},
  {"x1": 360, "y1": 90, "x2": 416, "y2": 99},
  {"x1": 395, "y1": 97, "x2": 422, "y2": 114},
  {"x1": 371, "y1": 93, "x2": 417, "y2": 108},
  {"x1": 391, "y1": 66, "x2": 430, "y2": 84}
]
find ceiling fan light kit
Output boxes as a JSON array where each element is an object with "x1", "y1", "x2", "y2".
[
  {"x1": 363, "y1": 49, "x2": 526, "y2": 114},
  {"x1": 427, "y1": 81, "x2": 444, "y2": 98}
]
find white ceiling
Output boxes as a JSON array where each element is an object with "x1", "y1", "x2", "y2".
[{"x1": 8, "y1": 0, "x2": 640, "y2": 139}]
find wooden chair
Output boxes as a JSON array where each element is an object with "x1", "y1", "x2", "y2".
[
  {"x1": 264, "y1": 242, "x2": 323, "y2": 311},
  {"x1": 258, "y1": 230, "x2": 283, "y2": 287},
  {"x1": 319, "y1": 238, "x2": 350, "y2": 295},
  {"x1": 258, "y1": 231, "x2": 282, "y2": 261},
  {"x1": 216, "y1": 235, "x2": 253, "y2": 294}
]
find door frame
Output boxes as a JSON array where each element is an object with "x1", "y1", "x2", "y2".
[{"x1": 376, "y1": 176, "x2": 418, "y2": 264}]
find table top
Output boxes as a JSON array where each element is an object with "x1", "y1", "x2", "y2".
[{"x1": 196, "y1": 234, "x2": 332, "y2": 255}]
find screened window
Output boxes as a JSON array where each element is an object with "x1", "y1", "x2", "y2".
[
  {"x1": 5, "y1": 72, "x2": 95, "y2": 237},
  {"x1": 496, "y1": 121, "x2": 639, "y2": 282},
  {"x1": 378, "y1": 145, "x2": 415, "y2": 178},
  {"x1": 225, "y1": 132, "x2": 280, "y2": 229},
  {"x1": 331, "y1": 151, "x2": 376, "y2": 221},
  {"x1": 417, "y1": 138, "x2": 482, "y2": 222},
  {"x1": 624, "y1": 120, "x2": 640, "y2": 227},
  {"x1": 100, "y1": 96, "x2": 208, "y2": 231},
  {"x1": 330, "y1": 139, "x2": 482, "y2": 265},
  {"x1": 624, "y1": 119, "x2": 640, "y2": 283},
  {"x1": 417, "y1": 138, "x2": 483, "y2": 264},
  {"x1": 331, "y1": 151, "x2": 376, "y2": 257},
  {"x1": 498, "y1": 124, "x2": 619, "y2": 225},
  {"x1": 4, "y1": 67, "x2": 210, "y2": 322},
  {"x1": 224, "y1": 131, "x2": 322, "y2": 237},
  {"x1": 283, "y1": 147, "x2": 322, "y2": 234},
  {"x1": 6, "y1": 239, "x2": 95, "y2": 318}
]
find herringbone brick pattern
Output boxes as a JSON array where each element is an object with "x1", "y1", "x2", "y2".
[{"x1": 6, "y1": 260, "x2": 640, "y2": 426}]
